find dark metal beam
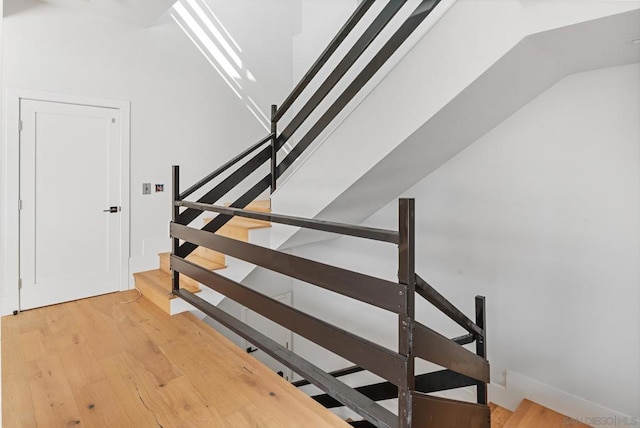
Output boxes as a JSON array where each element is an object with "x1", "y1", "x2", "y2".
[
  {"x1": 276, "y1": 0, "x2": 442, "y2": 178},
  {"x1": 172, "y1": 223, "x2": 403, "y2": 313},
  {"x1": 175, "y1": 201, "x2": 400, "y2": 244},
  {"x1": 177, "y1": 147, "x2": 271, "y2": 226},
  {"x1": 171, "y1": 256, "x2": 406, "y2": 386},
  {"x1": 179, "y1": 133, "x2": 273, "y2": 200},
  {"x1": 178, "y1": 174, "x2": 271, "y2": 257},
  {"x1": 415, "y1": 273, "x2": 484, "y2": 337},
  {"x1": 175, "y1": 289, "x2": 398, "y2": 428},
  {"x1": 349, "y1": 421, "x2": 377, "y2": 428},
  {"x1": 172, "y1": 165, "x2": 180, "y2": 294},
  {"x1": 452, "y1": 333, "x2": 476, "y2": 346},
  {"x1": 414, "y1": 321, "x2": 490, "y2": 383},
  {"x1": 475, "y1": 296, "x2": 488, "y2": 405},
  {"x1": 274, "y1": 0, "x2": 376, "y2": 122},
  {"x1": 270, "y1": 105, "x2": 278, "y2": 193},
  {"x1": 397, "y1": 198, "x2": 416, "y2": 428},
  {"x1": 412, "y1": 392, "x2": 490, "y2": 428},
  {"x1": 277, "y1": 0, "x2": 407, "y2": 147},
  {"x1": 313, "y1": 369, "x2": 477, "y2": 409},
  {"x1": 292, "y1": 366, "x2": 364, "y2": 388}
]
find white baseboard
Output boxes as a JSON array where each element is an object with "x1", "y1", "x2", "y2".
[{"x1": 500, "y1": 370, "x2": 635, "y2": 424}]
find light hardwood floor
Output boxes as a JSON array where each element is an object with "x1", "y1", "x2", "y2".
[{"x1": 2, "y1": 290, "x2": 349, "y2": 427}]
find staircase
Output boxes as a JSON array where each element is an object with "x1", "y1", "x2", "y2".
[
  {"x1": 134, "y1": 200, "x2": 271, "y2": 315},
  {"x1": 490, "y1": 400, "x2": 590, "y2": 428},
  {"x1": 124, "y1": 2, "x2": 640, "y2": 427},
  {"x1": 131, "y1": 2, "x2": 494, "y2": 427}
]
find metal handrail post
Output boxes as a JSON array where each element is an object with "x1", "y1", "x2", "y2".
[
  {"x1": 172, "y1": 165, "x2": 181, "y2": 294},
  {"x1": 475, "y1": 296, "x2": 488, "y2": 404},
  {"x1": 270, "y1": 104, "x2": 277, "y2": 193},
  {"x1": 398, "y1": 198, "x2": 416, "y2": 427}
]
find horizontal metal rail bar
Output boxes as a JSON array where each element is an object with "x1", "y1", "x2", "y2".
[
  {"x1": 179, "y1": 133, "x2": 273, "y2": 200},
  {"x1": 178, "y1": 174, "x2": 271, "y2": 258},
  {"x1": 452, "y1": 333, "x2": 476, "y2": 346},
  {"x1": 415, "y1": 274, "x2": 484, "y2": 337},
  {"x1": 297, "y1": 336, "x2": 476, "y2": 390},
  {"x1": 292, "y1": 365, "x2": 364, "y2": 388},
  {"x1": 412, "y1": 392, "x2": 490, "y2": 428},
  {"x1": 172, "y1": 256, "x2": 407, "y2": 386},
  {"x1": 349, "y1": 421, "x2": 377, "y2": 428},
  {"x1": 313, "y1": 369, "x2": 477, "y2": 408},
  {"x1": 177, "y1": 147, "x2": 271, "y2": 226},
  {"x1": 414, "y1": 321, "x2": 490, "y2": 383},
  {"x1": 175, "y1": 289, "x2": 398, "y2": 428},
  {"x1": 276, "y1": 0, "x2": 441, "y2": 178},
  {"x1": 172, "y1": 223, "x2": 403, "y2": 313},
  {"x1": 277, "y1": 0, "x2": 406, "y2": 147},
  {"x1": 175, "y1": 201, "x2": 400, "y2": 244},
  {"x1": 274, "y1": 0, "x2": 375, "y2": 122}
]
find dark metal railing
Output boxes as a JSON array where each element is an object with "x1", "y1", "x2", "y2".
[
  {"x1": 169, "y1": 1, "x2": 490, "y2": 426},
  {"x1": 170, "y1": 190, "x2": 490, "y2": 427},
  {"x1": 179, "y1": 132, "x2": 274, "y2": 200},
  {"x1": 275, "y1": 0, "x2": 442, "y2": 180},
  {"x1": 292, "y1": 365, "x2": 364, "y2": 388},
  {"x1": 276, "y1": 0, "x2": 407, "y2": 147},
  {"x1": 273, "y1": 0, "x2": 375, "y2": 122},
  {"x1": 176, "y1": 201, "x2": 399, "y2": 243},
  {"x1": 174, "y1": 0, "x2": 443, "y2": 261}
]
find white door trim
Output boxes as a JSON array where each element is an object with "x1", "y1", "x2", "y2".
[{"x1": 2, "y1": 88, "x2": 131, "y2": 315}]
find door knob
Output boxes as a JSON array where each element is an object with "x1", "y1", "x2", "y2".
[{"x1": 103, "y1": 206, "x2": 121, "y2": 213}]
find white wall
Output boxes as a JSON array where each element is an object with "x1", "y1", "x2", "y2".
[
  {"x1": 289, "y1": 63, "x2": 640, "y2": 417},
  {"x1": 0, "y1": 2, "x2": 269, "y2": 312},
  {"x1": 173, "y1": 0, "x2": 302, "y2": 125},
  {"x1": 292, "y1": 0, "x2": 357, "y2": 83},
  {"x1": 271, "y1": 1, "x2": 640, "y2": 251}
]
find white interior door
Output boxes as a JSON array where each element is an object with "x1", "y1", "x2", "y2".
[
  {"x1": 242, "y1": 292, "x2": 293, "y2": 381},
  {"x1": 19, "y1": 99, "x2": 123, "y2": 310}
]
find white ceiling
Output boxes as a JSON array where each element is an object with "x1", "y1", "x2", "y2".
[{"x1": 5, "y1": 0, "x2": 178, "y2": 27}]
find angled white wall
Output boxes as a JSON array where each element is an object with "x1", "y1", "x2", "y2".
[
  {"x1": 270, "y1": 1, "x2": 640, "y2": 250},
  {"x1": 289, "y1": 63, "x2": 640, "y2": 418}
]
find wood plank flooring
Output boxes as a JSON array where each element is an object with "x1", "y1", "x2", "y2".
[{"x1": 2, "y1": 291, "x2": 349, "y2": 428}]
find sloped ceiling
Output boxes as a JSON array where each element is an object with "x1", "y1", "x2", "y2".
[{"x1": 4, "y1": 0, "x2": 177, "y2": 27}]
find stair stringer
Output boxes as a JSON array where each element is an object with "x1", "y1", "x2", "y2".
[{"x1": 269, "y1": 3, "x2": 640, "y2": 251}]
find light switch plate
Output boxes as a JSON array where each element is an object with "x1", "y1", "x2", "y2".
[{"x1": 143, "y1": 183, "x2": 151, "y2": 195}]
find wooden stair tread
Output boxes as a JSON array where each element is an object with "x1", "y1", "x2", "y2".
[
  {"x1": 134, "y1": 269, "x2": 199, "y2": 314},
  {"x1": 229, "y1": 216, "x2": 271, "y2": 229},
  {"x1": 205, "y1": 216, "x2": 271, "y2": 230},
  {"x1": 158, "y1": 252, "x2": 227, "y2": 271},
  {"x1": 143, "y1": 252, "x2": 226, "y2": 315},
  {"x1": 503, "y1": 399, "x2": 590, "y2": 428},
  {"x1": 185, "y1": 254, "x2": 227, "y2": 270},
  {"x1": 134, "y1": 269, "x2": 200, "y2": 294},
  {"x1": 489, "y1": 402, "x2": 514, "y2": 428},
  {"x1": 140, "y1": 199, "x2": 270, "y2": 315},
  {"x1": 225, "y1": 199, "x2": 271, "y2": 213}
]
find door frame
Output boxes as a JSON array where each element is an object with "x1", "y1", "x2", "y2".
[
  {"x1": 240, "y1": 291, "x2": 293, "y2": 381},
  {"x1": 2, "y1": 88, "x2": 131, "y2": 315}
]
